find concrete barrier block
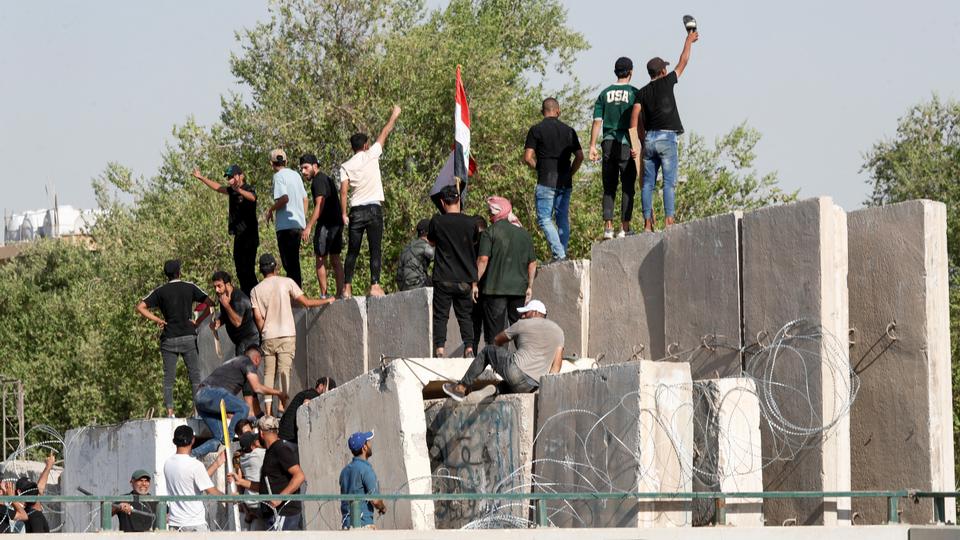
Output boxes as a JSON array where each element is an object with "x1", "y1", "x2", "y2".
[
  {"x1": 297, "y1": 366, "x2": 434, "y2": 530},
  {"x1": 302, "y1": 297, "x2": 368, "y2": 386},
  {"x1": 424, "y1": 393, "x2": 535, "y2": 528},
  {"x1": 533, "y1": 361, "x2": 693, "y2": 528},
  {"x1": 588, "y1": 234, "x2": 665, "y2": 363},
  {"x1": 62, "y1": 419, "x2": 215, "y2": 532},
  {"x1": 197, "y1": 322, "x2": 233, "y2": 380},
  {"x1": 741, "y1": 197, "x2": 852, "y2": 525},
  {"x1": 692, "y1": 378, "x2": 763, "y2": 527},
  {"x1": 368, "y1": 288, "x2": 434, "y2": 365},
  {"x1": 532, "y1": 259, "x2": 590, "y2": 358},
  {"x1": 663, "y1": 213, "x2": 742, "y2": 378},
  {"x1": 848, "y1": 200, "x2": 956, "y2": 524}
]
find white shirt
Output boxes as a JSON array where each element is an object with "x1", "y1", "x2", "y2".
[
  {"x1": 239, "y1": 448, "x2": 266, "y2": 509},
  {"x1": 340, "y1": 142, "x2": 385, "y2": 207},
  {"x1": 163, "y1": 454, "x2": 214, "y2": 527}
]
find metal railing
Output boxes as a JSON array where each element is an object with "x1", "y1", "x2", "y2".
[{"x1": 1, "y1": 490, "x2": 957, "y2": 530}]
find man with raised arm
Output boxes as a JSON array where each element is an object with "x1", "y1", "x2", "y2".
[
  {"x1": 192, "y1": 166, "x2": 259, "y2": 295},
  {"x1": 339, "y1": 106, "x2": 402, "y2": 298},
  {"x1": 588, "y1": 57, "x2": 640, "y2": 240},
  {"x1": 631, "y1": 29, "x2": 699, "y2": 231}
]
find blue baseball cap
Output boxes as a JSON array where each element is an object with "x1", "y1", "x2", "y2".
[{"x1": 348, "y1": 431, "x2": 374, "y2": 453}]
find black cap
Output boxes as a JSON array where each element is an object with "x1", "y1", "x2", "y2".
[
  {"x1": 15, "y1": 477, "x2": 37, "y2": 496},
  {"x1": 614, "y1": 56, "x2": 633, "y2": 75},
  {"x1": 163, "y1": 259, "x2": 181, "y2": 278},
  {"x1": 223, "y1": 165, "x2": 243, "y2": 178},
  {"x1": 299, "y1": 153, "x2": 319, "y2": 166},
  {"x1": 173, "y1": 425, "x2": 194, "y2": 447},
  {"x1": 440, "y1": 185, "x2": 460, "y2": 203},
  {"x1": 646, "y1": 57, "x2": 670, "y2": 77},
  {"x1": 415, "y1": 219, "x2": 430, "y2": 237},
  {"x1": 239, "y1": 432, "x2": 258, "y2": 453},
  {"x1": 258, "y1": 253, "x2": 277, "y2": 274}
]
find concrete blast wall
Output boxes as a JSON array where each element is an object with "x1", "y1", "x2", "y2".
[
  {"x1": 663, "y1": 212, "x2": 743, "y2": 378},
  {"x1": 424, "y1": 394, "x2": 535, "y2": 529},
  {"x1": 533, "y1": 361, "x2": 693, "y2": 528},
  {"x1": 741, "y1": 197, "x2": 852, "y2": 526},
  {"x1": 847, "y1": 200, "x2": 956, "y2": 524},
  {"x1": 303, "y1": 298, "x2": 368, "y2": 385},
  {"x1": 367, "y1": 288, "x2": 434, "y2": 365},
  {"x1": 692, "y1": 378, "x2": 763, "y2": 527},
  {"x1": 588, "y1": 235, "x2": 665, "y2": 363},
  {"x1": 531, "y1": 260, "x2": 590, "y2": 358},
  {"x1": 62, "y1": 419, "x2": 219, "y2": 533}
]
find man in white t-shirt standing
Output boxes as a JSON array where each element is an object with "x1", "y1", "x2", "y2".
[
  {"x1": 163, "y1": 425, "x2": 225, "y2": 532},
  {"x1": 265, "y1": 149, "x2": 308, "y2": 288},
  {"x1": 339, "y1": 105, "x2": 402, "y2": 298}
]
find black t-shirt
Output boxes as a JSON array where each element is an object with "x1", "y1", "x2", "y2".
[
  {"x1": 310, "y1": 173, "x2": 342, "y2": 228},
  {"x1": 115, "y1": 492, "x2": 157, "y2": 532},
  {"x1": 218, "y1": 289, "x2": 259, "y2": 346},
  {"x1": 142, "y1": 281, "x2": 210, "y2": 340},
  {"x1": 428, "y1": 213, "x2": 480, "y2": 283},
  {"x1": 227, "y1": 184, "x2": 258, "y2": 237},
  {"x1": 278, "y1": 388, "x2": 319, "y2": 443},
  {"x1": 524, "y1": 117, "x2": 582, "y2": 189},
  {"x1": 24, "y1": 508, "x2": 49, "y2": 533},
  {"x1": 636, "y1": 71, "x2": 684, "y2": 133},
  {"x1": 201, "y1": 355, "x2": 258, "y2": 395},
  {"x1": 260, "y1": 440, "x2": 301, "y2": 516},
  {"x1": 0, "y1": 504, "x2": 13, "y2": 532}
]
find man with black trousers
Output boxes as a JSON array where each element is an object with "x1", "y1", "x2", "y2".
[
  {"x1": 265, "y1": 149, "x2": 308, "y2": 287},
  {"x1": 136, "y1": 260, "x2": 213, "y2": 418},
  {"x1": 192, "y1": 166, "x2": 259, "y2": 295},
  {"x1": 299, "y1": 154, "x2": 344, "y2": 298},
  {"x1": 428, "y1": 185, "x2": 480, "y2": 358}
]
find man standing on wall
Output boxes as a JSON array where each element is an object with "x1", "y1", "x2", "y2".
[
  {"x1": 251, "y1": 253, "x2": 332, "y2": 416},
  {"x1": 192, "y1": 166, "x2": 259, "y2": 295},
  {"x1": 587, "y1": 57, "x2": 640, "y2": 240},
  {"x1": 136, "y1": 260, "x2": 213, "y2": 418},
  {"x1": 475, "y1": 196, "x2": 537, "y2": 343},
  {"x1": 524, "y1": 97, "x2": 583, "y2": 262},
  {"x1": 340, "y1": 106, "x2": 402, "y2": 298},
  {"x1": 396, "y1": 219, "x2": 434, "y2": 292},
  {"x1": 265, "y1": 149, "x2": 308, "y2": 288},
  {"x1": 632, "y1": 29, "x2": 699, "y2": 231},
  {"x1": 300, "y1": 154, "x2": 345, "y2": 298},
  {"x1": 428, "y1": 186, "x2": 480, "y2": 358}
]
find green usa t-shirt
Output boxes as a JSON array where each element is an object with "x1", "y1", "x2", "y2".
[{"x1": 593, "y1": 84, "x2": 639, "y2": 144}]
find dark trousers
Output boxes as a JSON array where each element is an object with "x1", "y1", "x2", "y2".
[
  {"x1": 601, "y1": 139, "x2": 637, "y2": 222},
  {"x1": 233, "y1": 231, "x2": 259, "y2": 296},
  {"x1": 159, "y1": 335, "x2": 202, "y2": 410},
  {"x1": 276, "y1": 228, "x2": 303, "y2": 287},
  {"x1": 432, "y1": 281, "x2": 475, "y2": 350},
  {"x1": 461, "y1": 345, "x2": 539, "y2": 393},
  {"x1": 344, "y1": 204, "x2": 384, "y2": 285},
  {"x1": 482, "y1": 295, "x2": 524, "y2": 345}
]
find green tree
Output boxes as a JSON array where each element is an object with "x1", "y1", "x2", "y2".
[
  {"x1": 0, "y1": 0, "x2": 793, "y2": 439},
  {"x1": 862, "y1": 94, "x2": 960, "y2": 471}
]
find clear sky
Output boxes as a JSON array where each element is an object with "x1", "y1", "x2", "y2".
[{"x1": 2, "y1": 0, "x2": 958, "y2": 215}]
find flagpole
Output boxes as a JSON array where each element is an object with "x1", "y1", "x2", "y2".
[{"x1": 220, "y1": 399, "x2": 241, "y2": 531}]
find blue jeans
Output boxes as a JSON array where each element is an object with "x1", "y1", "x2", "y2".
[
  {"x1": 192, "y1": 387, "x2": 250, "y2": 458},
  {"x1": 642, "y1": 131, "x2": 679, "y2": 220},
  {"x1": 534, "y1": 184, "x2": 571, "y2": 259}
]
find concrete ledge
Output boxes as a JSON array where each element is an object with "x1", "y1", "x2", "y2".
[{"x1": 368, "y1": 288, "x2": 434, "y2": 366}]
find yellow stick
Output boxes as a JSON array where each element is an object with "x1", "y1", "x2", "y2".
[{"x1": 220, "y1": 399, "x2": 241, "y2": 531}]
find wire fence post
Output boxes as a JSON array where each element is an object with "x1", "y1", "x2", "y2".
[
  {"x1": 100, "y1": 500, "x2": 112, "y2": 531},
  {"x1": 536, "y1": 499, "x2": 549, "y2": 527},
  {"x1": 934, "y1": 496, "x2": 946, "y2": 524},
  {"x1": 350, "y1": 499, "x2": 362, "y2": 529},
  {"x1": 715, "y1": 496, "x2": 727, "y2": 525},
  {"x1": 887, "y1": 495, "x2": 900, "y2": 524},
  {"x1": 156, "y1": 501, "x2": 168, "y2": 530}
]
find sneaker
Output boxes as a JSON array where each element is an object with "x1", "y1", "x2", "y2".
[
  {"x1": 549, "y1": 256, "x2": 567, "y2": 265},
  {"x1": 603, "y1": 228, "x2": 614, "y2": 240},
  {"x1": 616, "y1": 230, "x2": 626, "y2": 239},
  {"x1": 442, "y1": 383, "x2": 466, "y2": 402}
]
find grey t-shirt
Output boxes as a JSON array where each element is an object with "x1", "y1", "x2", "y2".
[
  {"x1": 202, "y1": 355, "x2": 257, "y2": 395},
  {"x1": 504, "y1": 317, "x2": 564, "y2": 379}
]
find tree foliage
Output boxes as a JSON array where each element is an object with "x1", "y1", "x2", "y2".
[
  {"x1": 862, "y1": 95, "x2": 960, "y2": 472},
  {"x1": 0, "y1": 0, "x2": 790, "y2": 438}
]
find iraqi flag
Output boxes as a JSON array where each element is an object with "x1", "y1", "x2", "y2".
[{"x1": 453, "y1": 65, "x2": 471, "y2": 186}]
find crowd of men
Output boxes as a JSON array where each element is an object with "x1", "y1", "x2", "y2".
[{"x1": 84, "y1": 29, "x2": 700, "y2": 533}]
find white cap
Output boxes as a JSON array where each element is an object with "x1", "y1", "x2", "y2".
[{"x1": 517, "y1": 299, "x2": 547, "y2": 315}]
